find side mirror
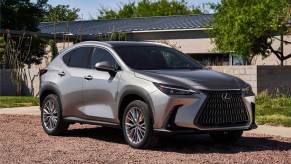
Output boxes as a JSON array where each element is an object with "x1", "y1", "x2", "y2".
[{"x1": 94, "y1": 61, "x2": 116, "y2": 72}]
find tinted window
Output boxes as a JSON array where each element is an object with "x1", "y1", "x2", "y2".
[
  {"x1": 114, "y1": 46, "x2": 202, "y2": 70},
  {"x1": 62, "y1": 50, "x2": 71, "y2": 65},
  {"x1": 91, "y1": 48, "x2": 117, "y2": 68},
  {"x1": 67, "y1": 47, "x2": 93, "y2": 68}
]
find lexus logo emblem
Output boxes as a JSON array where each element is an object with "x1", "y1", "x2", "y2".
[{"x1": 221, "y1": 93, "x2": 231, "y2": 101}]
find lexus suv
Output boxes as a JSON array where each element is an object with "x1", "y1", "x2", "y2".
[{"x1": 40, "y1": 41, "x2": 256, "y2": 149}]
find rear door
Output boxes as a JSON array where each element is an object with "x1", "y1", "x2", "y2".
[
  {"x1": 82, "y1": 47, "x2": 121, "y2": 122},
  {"x1": 59, "y1": 46, "x2": 94, "y2": 117}
]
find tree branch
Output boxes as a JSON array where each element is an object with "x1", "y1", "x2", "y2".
[
  {"x1": 272, "y1": 36, "x2": 291, "y2": 44},
  {"x1": 268, "y1": 44, "x2": 283, "y2": 60},
  {"x1": 271, "y1": 36, "x2": 291, "y2": 60},
  {"x1": 283, "y1": 53, "x2": 291, "y2": 60}
]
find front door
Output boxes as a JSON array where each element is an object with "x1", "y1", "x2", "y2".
[
  {"x1": 60, "y1": 46, "x2": 94, "y2": 117},
  {"x1": 82, "y1": 47, "x2": 121, "y2": 122}
]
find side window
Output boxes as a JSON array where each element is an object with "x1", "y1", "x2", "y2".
[
  {"x1": 65, "y1": 47, "x2": 94, "y2": 68},
  {"x1": 62, "y1": 49, "x2": 74, "y2": 65},
  {"x1": 91, "y1": 48, "x2": 117, "y2": 68}
]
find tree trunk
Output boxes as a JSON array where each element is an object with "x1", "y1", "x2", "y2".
[{"x1": 280, "y1": 34, "x2": 284, "y2": 66}]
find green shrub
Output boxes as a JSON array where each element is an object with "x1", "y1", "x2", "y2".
[{"x1": 256, "y1": 92, "x2": 291, "y2": 127}]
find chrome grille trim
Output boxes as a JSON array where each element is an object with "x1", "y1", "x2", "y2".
[{"x1": 195, "y1": 90, "x2": 249, "y2": 127}]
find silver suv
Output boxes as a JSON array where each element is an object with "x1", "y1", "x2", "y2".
[{"x1": 40, "y1": 41, "x2": 256, "y2": 149}]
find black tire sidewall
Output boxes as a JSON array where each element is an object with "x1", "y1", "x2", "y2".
[{"x1": 122, "y1": 100, "x2": 154, "y2": 149}]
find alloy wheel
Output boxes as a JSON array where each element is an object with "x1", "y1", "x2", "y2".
[
  {"x1": 42, "y1": 99, "x2": 58, "y2": 130},
  {"x1": 124, "y1": 107, "x2": 146, "y2": 144}
]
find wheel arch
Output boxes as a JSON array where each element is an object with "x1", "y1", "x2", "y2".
[
  {"x1": 118, "y1": 88, "x2": 155, "y2": 125},
  {"x1": 39, "y1": 83, "x2": 62, "y2": 108}
]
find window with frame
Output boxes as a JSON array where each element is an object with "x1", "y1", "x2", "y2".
[
  {"x1": 63, "y1": 47, "x2": 94, "y2": 68},
  {"x1": 90, "y1": 48, "x2": 117, "y2": 68}
]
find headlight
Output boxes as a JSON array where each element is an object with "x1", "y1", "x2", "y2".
[
  {"x1": 153, "y1": 83, "x2": 198, "y2": 95},
  {"x1": 242, "y1": 86, "x2": 254, "y2": 96}
]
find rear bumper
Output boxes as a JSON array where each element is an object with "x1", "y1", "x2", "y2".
[{"x1": 150, "y1": 90, "x2": 256, "y2": 132}]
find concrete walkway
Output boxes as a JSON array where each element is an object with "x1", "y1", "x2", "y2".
[
  {"x1": 246, "y1": 125, "x2": 291, "y2": 138},
  {"x1": 0, "y1": 106, "x2": 40, "y2": 115},
  {"x1": 0, "y1": 106, "x2": 290, "y2": 138}
]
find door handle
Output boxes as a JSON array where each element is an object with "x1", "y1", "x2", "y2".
[
  {"x1": 84, "y1": 75, "x2": 93, "y2": 80},
  {"x1": 58, "y1": 71, "x2": 65, "y2": 77}
]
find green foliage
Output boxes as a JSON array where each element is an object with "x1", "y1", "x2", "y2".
[
  {"x1": 48, "y1": 39, "x2": 58, "y2": 59},
  {"x1": 43, "y1": 5, "x2": 80, "y2": 22},
  {"x1": 0, "y1": 96, "x2": 39, "y2": 108},
  {"x1": 0, "y1": 0, "x2": 48, "y2": 31},
  {"x1": 256, "y1": 92, "x2": 291, "y2": 127},
  {"x1": 98, "y1": 0, "x2": 202, "y2": 19},
  {"x1": 0, "y1": 37, "x2": 6, "y2": 66},
  {"x1": 210, "y1": 0, "x2": 290, "y2": 61}
]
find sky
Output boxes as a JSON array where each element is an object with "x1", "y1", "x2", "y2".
[{"x1": 32, "y1": 0, "x2": 219, "y2": 20}]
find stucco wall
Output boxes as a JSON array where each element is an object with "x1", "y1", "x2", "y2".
[
  {"x1": 150, "y1": 33, "x2": 291, "y2": 65},
  {"x1": 0, "y1": 43, "x2": 72, "y2": 96},
  {"x1": 0, "y1": 66, "x2": 42, "y2": 96},
  {"x1": 211, "y1": 66, "x2": 291, "y2": 95}
]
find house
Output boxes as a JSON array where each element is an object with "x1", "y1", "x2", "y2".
[
  {"x1": 39, "y1": 14, "x2": 291, "y2": 66},
  {"x1": 1, "y1": 14, "x2": 291, "y2": 96}
]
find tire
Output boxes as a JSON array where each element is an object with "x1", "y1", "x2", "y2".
[
  {"x1": 122, "y1": 100, "x2": 159, "y2": 149},
  {"x1": 41, "y1": 94, "x2": 69, "y2": 135},
  {"x1": 209, "y1": 130, "x2": 243, "y2": 144}
]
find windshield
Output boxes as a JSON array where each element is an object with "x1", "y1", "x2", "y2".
[{"x1": 113, "y1": 46, "x2": 203, "y2": 70}]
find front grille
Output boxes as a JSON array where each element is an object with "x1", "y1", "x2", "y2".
[{"x1": 195, "y1": 90, "x2": 249, "y2": 127}]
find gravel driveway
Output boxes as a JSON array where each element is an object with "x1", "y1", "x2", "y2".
[{"x1": 0, "y1": 115, "x2": 290, "y2": 164}]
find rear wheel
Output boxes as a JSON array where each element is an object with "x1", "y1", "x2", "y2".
[
  {"x1": 41, "y1": 94, "x2": 69, "y2": 135},
  {"x1": 122, "y1": 100, "x2": 159, "y2": 149},
  {"x1": 209, "y1": 131, "x2": 243, "y2": 144}
]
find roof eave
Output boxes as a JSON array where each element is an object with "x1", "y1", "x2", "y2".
[{"x1": 131, "y1": 27, "x2": 212, "y2": 33}]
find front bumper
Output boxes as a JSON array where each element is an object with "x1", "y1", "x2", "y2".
[{"x1": 150, "y1": 90, "x2": 256, "y2": 132}]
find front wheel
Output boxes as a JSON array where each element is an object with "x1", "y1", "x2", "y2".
[
  {"x1": 41, "y1": 94, "x2": 69, "y2": 135},
  {"x1": 122, "y1": 100, "x2": 159, "y2": 149},
  {"x1": 209, "y1": 131, "x2": 243, "y2": 144}
]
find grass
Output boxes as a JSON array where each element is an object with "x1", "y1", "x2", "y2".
[
  {"x1": 0, "y1": 96, "x2": 39, "y2": 108},
  {"x1": 256, "y1": 92, "x2": 291, "y2": 127}
]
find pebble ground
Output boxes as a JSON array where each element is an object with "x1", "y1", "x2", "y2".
[{"x1": 0, "y1": 115, "x2": 290, "y2": 164}]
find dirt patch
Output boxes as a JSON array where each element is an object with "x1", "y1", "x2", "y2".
[{"x1": 0, "y1": 115, "x2": 290, "y2": 164}]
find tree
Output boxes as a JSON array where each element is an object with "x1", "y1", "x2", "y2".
[
  {"x1": 0, "y1": 36, "x2": 6, "y2": 67},
  {"x1": 43, "y1": 5, "x2": 80, "y2": 22},
  {"x1": 0, "y1": 0, "x2": 48, "y2": 31},
  {"x1": 210, "y1": 0, "x2": 291, "y2": 65},
  {"x1": 98, "y1": 0, "x2": 203, "y2": 19},
  {"x1": 48, "y1": 39, "x2": 58, "y2": 60},
  {"x1": 0, "y1": 0, "x2": 48, "y2": 67}
]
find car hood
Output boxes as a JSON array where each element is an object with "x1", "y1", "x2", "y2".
[{"x1": 134, "y1": 69, "x2": 247, "y2": 90}]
